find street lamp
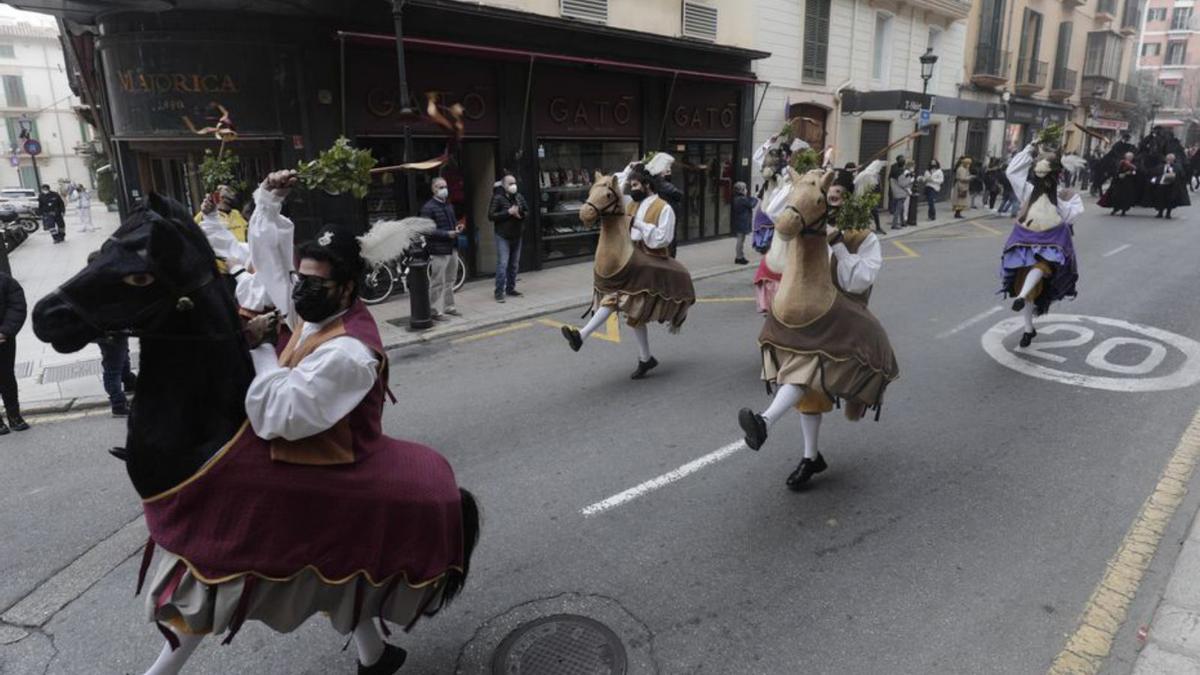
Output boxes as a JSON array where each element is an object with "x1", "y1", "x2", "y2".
[{"x1": 908, "y1": 48, "x2": 939, "y2": 225}]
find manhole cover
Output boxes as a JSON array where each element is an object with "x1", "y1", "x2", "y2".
[{"x1": 492, "y1": 614, "x2": 627, "y2": 675}]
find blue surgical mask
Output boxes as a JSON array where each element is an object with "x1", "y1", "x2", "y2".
[{"x1": 435, "y1": 187, "x2": 448, "y2": 200}]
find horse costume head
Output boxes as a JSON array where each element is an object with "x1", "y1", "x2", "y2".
[
  {"x1": 34, "y1": 193, "x2": 225, "y2": 353},
  {"x1": 579, "y1": 171, "x2": 623, "y2": 226},
  {"x1": 773, "y1": 167, "x2": 834, "y2": 241}
]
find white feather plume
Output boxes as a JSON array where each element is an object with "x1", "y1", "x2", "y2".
[
  {"x1": 358, "y1": 217, "x2": 438, "y2": 265},
  {"x1": 644, "y1": 152, "x2": 675, "y2": 177},
  {"x1": 790, "y1": 138, "x2": 811, "y2": 152},
  {"x1": 1060, "y1": 154, "x2": 1087, "y2": 174},
  {"x1": 854, "y1": 160, "x2": 887, "y2": 196}
]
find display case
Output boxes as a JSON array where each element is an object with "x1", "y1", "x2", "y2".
[{"x1": 537, "y1": 140, "x2": 639, "y2": 263}]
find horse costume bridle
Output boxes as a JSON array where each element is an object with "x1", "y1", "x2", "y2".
[
  {"x1": 782, "y1": 183, "x2": 830, "y2": 237},
  {"x1": 584, "y1": 184, "x2": 625, "y2": 216}
]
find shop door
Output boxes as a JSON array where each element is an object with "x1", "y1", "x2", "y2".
[
  {"x1": 858, "y1": 120, "x2": 891, "y2": 165},
  {"x1": 914, "y1": 124, "x2": 938, "y2": 170},
  {"x1": 148, "y1": 157, "x2": 191, "y2": 206},
  {"x1": 965, "y1": 120, "x2": 988, "y2": 163},
  {"x1": 671, "y1": 141, "x2": 734, "y2": 244},
  {"x1": 789, "y1": 103, "x2": 828, "y2": 149}
]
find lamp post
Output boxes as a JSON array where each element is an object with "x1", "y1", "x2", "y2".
[{"x1": 908, "y1": 48, "x2": 938, "y2": 226}]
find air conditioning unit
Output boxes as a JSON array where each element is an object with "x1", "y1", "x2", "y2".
[
  {"x1": 561, "y1": 0, "x2": 607, "y2": 24},
  {"x1": 682, "y1": 1, "x2": 718, "y2": 42}
]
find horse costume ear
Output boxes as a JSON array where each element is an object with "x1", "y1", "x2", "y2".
[
  {"x1": 609, "y1": 174, "x2": 619, "y2": 190},
  {"x1": 594, "y1": 170, "x2": 604, "y2": 183},
  {"x1": 820, "y1": 170, "x2": 836, "y2": 191}
]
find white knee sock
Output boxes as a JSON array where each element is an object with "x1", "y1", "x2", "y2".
[
  {"x1": 579, "y1": 307, "x2": 614, "y2": 340},
  {"x1": 1022, "y1": 303, "x2": 1035, "y2": 333},
  {"x1": 1017, "y1": 267, "x2": 1045, "y2": 301},
  {"x1": 761, "y1": 384, "x2": 803, "y2": 425},
  {"x1": 353, "y1": 618, "x2": 386, "y2": 667},
  {"x1": 800, "y1": 413, "x2": 822, "y2": 460},
  {"x1": 632, "y1": 325, "x2": 652, "y2": 361},
  {"x1": 143, "y1": 631, "x2": 203, "y2": 675}
]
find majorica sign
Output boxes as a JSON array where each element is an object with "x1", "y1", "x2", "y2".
[{"x1": 117, "y1": 71, "x2": 240, "y2": 96}]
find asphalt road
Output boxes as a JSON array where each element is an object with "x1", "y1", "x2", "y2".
[{"x1": 4, "y1": 203, "x2": 1200, "y2": 674}]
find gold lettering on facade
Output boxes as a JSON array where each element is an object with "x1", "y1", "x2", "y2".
[{"x1": 116, "y1": 70, "x2": 240, "y2": 95}]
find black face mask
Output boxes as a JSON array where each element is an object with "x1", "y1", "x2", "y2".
[
  {"x1": 630, "y1": 189, "x2": 647, "y2": 202},
  {"x1": 292, "y1": 276, "x2": 343, "y2": 323}
]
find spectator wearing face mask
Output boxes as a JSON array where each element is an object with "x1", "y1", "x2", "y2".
[
  {"x1": 419, "y1": 177, "x2": 464, "y2": 320},
  {"x1": 488, "y1": 172, "x2": 529, "y2": 303}
]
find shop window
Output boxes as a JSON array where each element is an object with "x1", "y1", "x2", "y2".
[
  {"x1": 537, "y1": 140, "x2": 638, "y2": 263},
  {"x1": 802, "y1": 0, "x2": 831, "y2": 84},
  {"x1": 2, "y1": 75, "x2": 26, "y2": 108}
]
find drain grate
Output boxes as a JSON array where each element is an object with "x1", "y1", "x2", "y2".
[
  {"x1": 492, "y1": 614, "x2": 627, "y2": 675},
  {"x1": 13, "y1": 361, "x2": 31, "y2": 379},
  {"x1": 41, "y1": 359, "x2": 102, "y2": 384}
]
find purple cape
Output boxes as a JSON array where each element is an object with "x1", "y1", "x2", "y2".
[{"x1": 998, "y1": 222, "x2": 1078, "y2": 314}]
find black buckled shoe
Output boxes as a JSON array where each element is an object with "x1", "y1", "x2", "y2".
[
  {"x1": 0, "y1": 419, "x2": 9, "y2": 435},
  {"x1": 359, "y1": 644, "x2": 408, "y2": 675},
  {"x1": 8, "y1": 415, "x2": 28, "y2": 432},
  {"x1": 561, "y1": 326, "x2": 582, "y2": 352},
  {"x1": 738, "y1": 408, "x2": 767, "y2": 451},
  {"x1": 1019, "y1": 330, "x2": 1037, "y2": 348},
  {"x1": 630, "y1": 356, "x2": 658, "y2": 380},
  {"x1": 1011, "y1": 298, "x2": 1026, "y2": 312},
  {"x1": 787, "y1": 454, "x2": 828, "y2": 490}
]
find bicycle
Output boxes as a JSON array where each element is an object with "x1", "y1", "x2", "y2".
[{"x1": 360, "y1": 244, "x2": 467, "y2": 305}]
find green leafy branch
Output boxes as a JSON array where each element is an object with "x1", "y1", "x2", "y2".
[
  {"x1": 836, "y1": 191, "x2": 880, "y2": 231},
  {"x1": 296, "y1": 137, "x2": 378, "y2": 199}
]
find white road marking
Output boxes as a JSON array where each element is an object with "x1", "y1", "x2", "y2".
[
  {"x1": 936, "y1": 306, "x2": 1003, "y2": 339},
  {"x1": 581, "y1": 441, "x2": 745, "y2": 517},
  {"x1": 981, "y1": 314, "x2": 1200, "y2": 392},
  {"x1": 1102, "y1": 244, "x2": 1132, "y2": 257}
]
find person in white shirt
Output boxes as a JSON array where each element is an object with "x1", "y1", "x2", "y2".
[
  {"x1": 921, "y1": 160, "x2": 944, "y2": 221},
  {"x1": 75, "y1": 185, "x2": 95, "y2": 232}
]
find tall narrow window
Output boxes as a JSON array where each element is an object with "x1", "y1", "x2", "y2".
[
  {"x1": 1166, "y1": 40, "x2": 1187, "y2": 65},
  {"x1": 1171, "y1": 7, "x2": 1192, "y2": 30},
  {"x1": 802, "y1": 0, "x2": 831, "y2": 84},
  {"x1": 3, "y1": 76, "x2": 26, "y2": 108},
  {"x1": 872, "y1": 13, "x2": 892, "y2": 83},
  {"x1": 0, "y1": 45, "x2": 15, "y2": 59}
]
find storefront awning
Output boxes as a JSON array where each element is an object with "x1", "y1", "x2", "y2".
[
  {"x1": 838, "y1": 89, "x2": 1005, "y2": 119},
  {"x1": 337, "y1": 31, "x2": 766, "y2": 86}
]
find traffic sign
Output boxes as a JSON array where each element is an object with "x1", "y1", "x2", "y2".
[
  {"x1": 22, "y1": 138, "x2": 41, "y2": 156},
  {"x1": 918, "y1": 108, "x2": 931, "y2": 129}
]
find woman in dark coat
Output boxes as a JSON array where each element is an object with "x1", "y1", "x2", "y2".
[
  {"x1": 1152, "y1": 153, "x2": 1191, "y2": 218},
  {"x1": 1103, "y1": 152, "x2": 1139, "y2": 216},
  {"x1": 731, "y1": 181, "x2": 756, "y2": 264}
]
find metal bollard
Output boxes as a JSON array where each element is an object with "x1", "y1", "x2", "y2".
[
  {"x1": 906, "y1": 193, "x2": 918, "y2": 226},
  {"x1": 406, "y1": 245, "x2": 433, "y2": 331}
]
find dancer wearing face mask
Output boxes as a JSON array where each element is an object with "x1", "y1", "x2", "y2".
[{"x1": 1000, "y1": 140, "x2": 1083, "y2": 348}]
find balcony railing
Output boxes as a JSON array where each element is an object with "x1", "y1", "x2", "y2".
[
  {"x1": 1016, "y1": 58, "x2": 1049, "y2": 94},
  {"x1": 1050, "y1": 67, "x2": 1078, "y2": 98},
  {"x1": 971, "y1": 46, "x2": 1010, "y2": 88}
]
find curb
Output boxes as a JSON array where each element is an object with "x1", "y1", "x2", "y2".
[
  {"x1": 23, "y1": 396, "x2": 111, "y2": 419},
  {"x1": 379, "y1": 210, "x2": 994, "y2": 354}
]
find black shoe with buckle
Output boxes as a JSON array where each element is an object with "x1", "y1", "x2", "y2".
[
  {"x1": 561, "y1": 326, "x2": 582, "y2": 352},
  {"x1": 506, "y1": 289, "x2": 523, "y2": 297},
  {"x1": 630, "y1": 356, "x2": 658, "y2": 380},
  {"x1": 8, "y1": 415, "x2": 28, "y2": 431},
  {"x1": 1011, "y1": 298, "x2": 1026, "y2": 312},
  {"x1": 786, "y1": 453, "x2": 828, "y2": 490},
  {"x1": 1019, "y1": 330, "x2": 1037, "y2": 348},
  {"x1": 359, "y1": 644, "x2": 408, "y2": 675},
  {"x1": 738, "y1": 408, "x2": 767, "y2": 451}
]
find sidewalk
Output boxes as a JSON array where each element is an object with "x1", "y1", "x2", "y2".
[
  {"x1": 11, "y1": 202, "x2": 999, "y2": 417},
  {"x1": 1135, "y1": 509, "x2": 1200, "y2": 675}
]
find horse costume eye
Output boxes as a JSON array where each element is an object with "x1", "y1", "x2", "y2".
[{"x1": 123, "y1": 273, "x2": 155, "y2": 287}]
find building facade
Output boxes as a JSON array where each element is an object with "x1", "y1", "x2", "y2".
[
  {"x1": 1137, "y1": 0, "x2": 1200, "y2": 140},
  {"x1": 15, "y1": 0, "x2": 766, "y2": 279},
  {"x1": 960, "y1": 0, "x2": 1143, "y2": 160},
  {"x1": 0, "y1": 7, "x2": 90, "y2": 192}
]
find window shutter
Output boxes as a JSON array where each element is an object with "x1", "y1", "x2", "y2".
[
  {"x1": 803, "y1": 0, "x2": 830, "y2": 83},
  {"x1": 682, "y1": 2, "x2": 718, "y2": 42},
  {"x1": 560, "y1": 0, "x2": 607, "y2": 24}
]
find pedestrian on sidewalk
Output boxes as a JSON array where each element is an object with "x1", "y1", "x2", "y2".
[
  {"x1": 654, "y1": 165, "x2": 683, "y2": 259},
  {"x1": 488, "y1": 172, "x2": 528, "y2": 303},
  {"x1": 952, "y1": 157, "x2": 971, "y2": 218},
  {"x1": 0, "y1": 271, "x2": 28, "y2": 433},
  {"x1": 922, "y1": 160, "x2": 943, "y2": 221},
  {"x1": 731, "y1": 181, "x2": 755, "y2": 264},
  {"x1": 74, "y1": 184, "x2": 95, "y2": 232},
  {"x1": 985, "y1": 158, "x2": 1002, "y2": 210},
  {"x1": 968, "y1": 161, "x2": 984, "y2": 209},
  {"x1": 888, "y1": 159, "x2": 913, "y2": 230},
  {"x1": 420, "y1": 176, "x2": 463, "y2": 320},
  {"x1": 38, "y1": 184, "x2": 65, "y2": 243},
  {"x1": 85, "y1": 251, "x2": 136, "y2": 416}
]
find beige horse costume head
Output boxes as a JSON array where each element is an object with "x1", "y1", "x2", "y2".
[
  {"x1": 581, "y1": 172, "x2": 635, "y2": 277},
  {"x1": 772, "y1": 167, "x2": 835, "y2": 242},
  {"x1": 769, "y1": 167, "x2": 839, "y2": 327}
]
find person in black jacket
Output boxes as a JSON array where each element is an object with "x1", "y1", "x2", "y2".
[
  {"x1": 731, "y1": 181, "x2": 755, "y2": 264},
  {"x1": 38, "y1": 184, "x2": 66, "y2": 243},
  {"x1": 0, "y1": 272, "x2": 28, "y2": 432},
  {"x1": 487, "y1": 173, "x2": 529, "y2": 303},
  {"x1": 418, "y1": 177, "x2": 463, "y2": 320}
]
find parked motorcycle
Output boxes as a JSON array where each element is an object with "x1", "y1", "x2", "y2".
[{"x1": 0, "y1": 203, "x2": 40, "y2": 234}]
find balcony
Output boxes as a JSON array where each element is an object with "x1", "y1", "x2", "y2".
[
  {"x1": 1096, "y1": 0, "x2": 1118, "y2": 21},
  {"x1": 1015, "y1": 58, "x2": 1049, "y2": 95},
  {"x1": 1084, "y1": 80, "x2": 1138, "y2": 110},
  {"x1": 1061, "y1": 0, "x2": 1086, "y2": 7},
  {"x1": 904, "y1": 0, "x2": 971, "y2": 20},
  {"x1": 1049, "y1": 67, "x2": 1078, "y2": 99},
  {"x1": 971, "y1": 46, "x2": 1010, "y2": 89}
]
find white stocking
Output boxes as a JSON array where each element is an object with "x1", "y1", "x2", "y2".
[
  {"x1": 579, "y1": 307, "x2": 614, "y2": 341},
  {"x1": 632, "y1": 325, "x2": 652, "y2": 362},
  {"x1": 1017, "y1": 267, "x2": 1045, "y2": 301},
  {"x1": 353, "y1": 618, "x2": 386, "y2": 667},
  {"x1": 800, "y1": 413, "x2": 822, "y2": 460},
  {"x1": 143, "y1": 631, "x2": 203, "y2": 675},
  {"x1": 1022, "y1": 303, "x2": 1035, "y2": 333},
  {"x1": 761, "y1": 384, "x2": 803, "y2": 426}
]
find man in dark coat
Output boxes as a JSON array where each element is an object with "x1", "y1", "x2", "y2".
[
  {"x1": 0, "y1": 271, "x2": 28, "y2": 432},
  {"x1": 37, "y1": 184, "x2": 66, "y2": 243},
  {"x1": 418, "y1": 176, "x2": 463, "y2": 320},
  {"x1": 731, "y1": 181, "x2": 755, "y2": 264},
  {"x1": 487, "y1": 172, "x2": 529, "y2": 302}
]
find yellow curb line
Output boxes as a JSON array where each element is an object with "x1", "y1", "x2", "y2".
[
  {"x1": 1048, "y1": 406, "x2": 1200, "y2": 674},
  {"x1": 449, "y1": 321, "x2": 533, "y2": 345}
]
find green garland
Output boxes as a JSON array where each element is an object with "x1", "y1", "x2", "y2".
[
  {"x1": 296, "y1": 137, "x2": 377, "y2": 199},
  {"x1": 835, "y1": 192, "x2": 880, "y2": 231},
  {"x1": 1036, "y1": 123, "x2": 1064, "y2": 149},
  {"x1": 199, "y1": 149, "x2": 240, "y2": 193},
  {"x1": 789, "y1": 148, "x2": 821, "y2": 174}
]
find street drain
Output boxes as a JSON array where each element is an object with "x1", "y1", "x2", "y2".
[{"x1": 492, "y1": 614, "x2": 627, "y2": 675}]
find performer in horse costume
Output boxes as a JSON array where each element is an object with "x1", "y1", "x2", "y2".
[
  {"x1": 560, "y1": 156, "x2": 696, "y2": 379},
  {"x1": 1000, "y1": 141, "x2": 1083, "y2": 348},
  {"x1": 32, "y1": 171, "x2": 479, "y2": 675},
  {"x1": 737, "y1": 168, "x2": 899, "y2": 489}
]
